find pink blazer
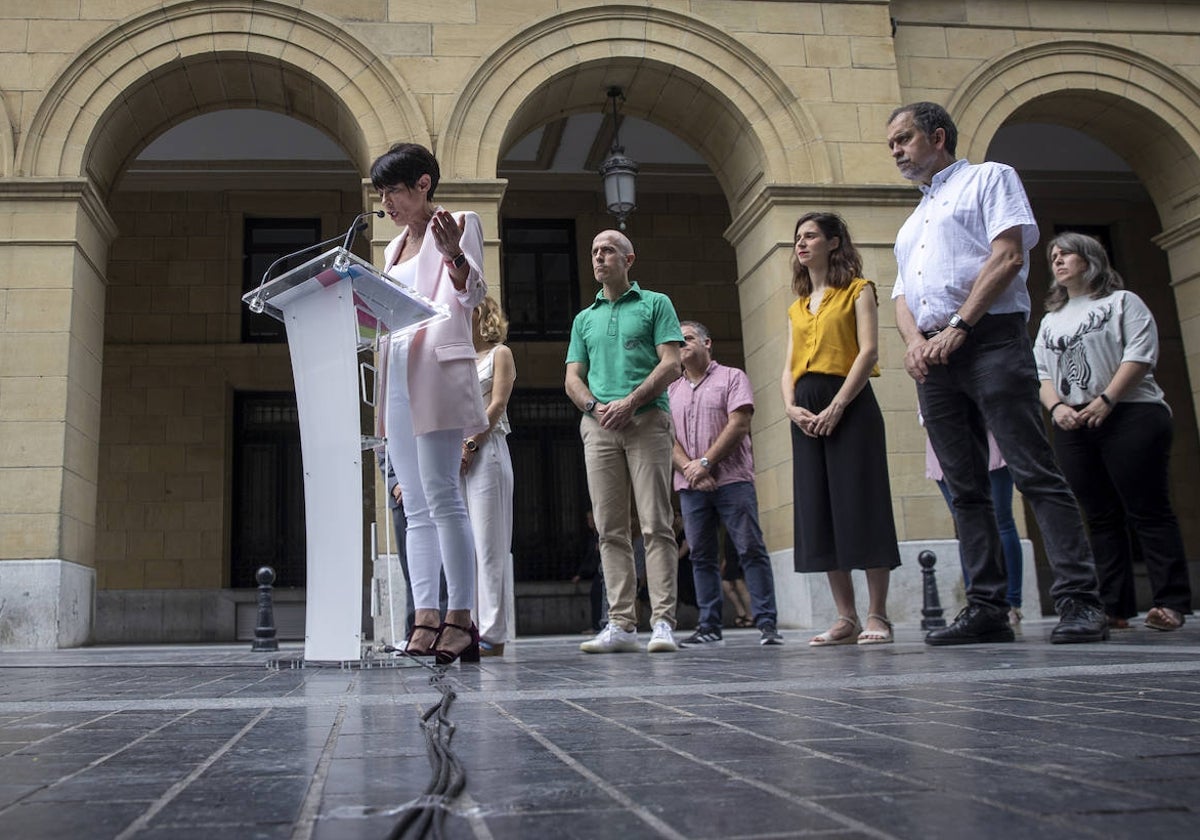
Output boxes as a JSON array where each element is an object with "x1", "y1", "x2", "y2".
[{"x1": 383, "y1": 210, "x2": 489, "y2": 437}]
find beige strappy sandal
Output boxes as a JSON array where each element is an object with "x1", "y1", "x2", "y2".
[
  {"x1": 857, "y1": 613, "x2": 894, "y2": 645},
  {"x1": 809, "y1": 615, "x2": 861, "y2": 646}
]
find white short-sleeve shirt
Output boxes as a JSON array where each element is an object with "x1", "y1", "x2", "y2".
[{"x1": 892, "y1": 159, "x2": 1039, "y2": 333}]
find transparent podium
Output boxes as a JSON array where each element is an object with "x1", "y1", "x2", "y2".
[{"x1": 243, "y1": 248, "x2": 446, "y2": 662}]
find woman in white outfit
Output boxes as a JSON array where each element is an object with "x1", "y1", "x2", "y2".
[
  {"x1": 373, "y1": 143, "x2": 489, "y2": 665},
  {"x1": 461, "y1": 296, "x2": 516, "y2": 656}
]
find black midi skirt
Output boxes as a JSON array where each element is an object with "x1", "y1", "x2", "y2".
[{"x1": 791, "y1": 373, "x2": 901, "y2": 573}]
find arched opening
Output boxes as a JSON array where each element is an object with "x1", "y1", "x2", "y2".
[
  {"x1": 985, "y1": 105, "x2": 1200, "y2": 611},
  {"x1": 95, "y1": 100, "x2": 367, "y2": 643},
  {"x1": 15, "y1": 1, "x2": 430, "y2": 644},
  {"x1": 490, "y1": 71, "x2": 753, "y2": 633}
]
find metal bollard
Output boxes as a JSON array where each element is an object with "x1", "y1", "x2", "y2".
[
  {"x1": 252, "y1": 566, "x2": 280, "y2": 652},
  {"x1": 918, "y1": 550, "x2": 946, "y2": 630}
]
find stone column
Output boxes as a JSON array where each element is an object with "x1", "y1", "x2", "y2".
[
  {"x1": 0, "y1": 178, "x2": 117, "y2": 649},
  {"x1": 1153, "y1": 214, "x2": 1200, "y2": 426}
]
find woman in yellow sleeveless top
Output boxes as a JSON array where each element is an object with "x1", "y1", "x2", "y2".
[{"x1": 780, "y1": 212, "x2": 901, "y2": 646}]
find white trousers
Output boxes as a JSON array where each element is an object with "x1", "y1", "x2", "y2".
[
  {"x1": 385, "y1": 340, "x2": 476, "y2": 611},
  {"x1": 462, "y1": 432, "x2": 514, "y2": 643}
]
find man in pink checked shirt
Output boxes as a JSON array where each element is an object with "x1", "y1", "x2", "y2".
[{"x1": 668, "y1": 321, "x2": 782, "y2": 647}]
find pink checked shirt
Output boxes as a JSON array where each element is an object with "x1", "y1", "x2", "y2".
[{"x1": 668, "y1": 360, "x2": 757, "y2": 492}]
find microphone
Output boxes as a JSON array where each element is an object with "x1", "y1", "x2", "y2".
[
  {"x1": 246, "y1": 211, "x2": 385, "y2": 314},
  {"x1": 343, "y1": 209, "x2": 386, "y2": 253}
]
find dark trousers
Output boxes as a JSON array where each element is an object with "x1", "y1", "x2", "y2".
[
  {"x1": 1052, "y1": 402, "x2": 1192, "y2": 617},
  {"x1": 937, "y1": 466, "x2": 1023, "y2": 608},
  {"x1": 680, "y1": 481, "x2": 778, "y2": 629},
  {"x1": 919, "y1": 313, "x2": 1100, "y2": 613}
]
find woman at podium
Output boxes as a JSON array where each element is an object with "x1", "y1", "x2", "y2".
[{"x1": 373, "y1": 142, "x2": 489, "y2": 664}]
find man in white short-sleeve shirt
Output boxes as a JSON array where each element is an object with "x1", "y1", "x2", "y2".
[{"x1": 887, "y1": 101, "x2": 1106, "y2": 646}]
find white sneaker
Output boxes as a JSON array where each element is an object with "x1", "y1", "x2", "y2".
[
  {"x1": 646, "y1": 620, "x2": 678, "y2": 653},
  {"x1": 580, "y1": 622, "x2": 639, "y2": 654}
]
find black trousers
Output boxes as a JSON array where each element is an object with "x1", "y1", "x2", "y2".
[
  {"x1": 790, "y1": 374, "x2": 900, "y2": 573},
  {"x1": 919, "y1": 313, "x2": 1100, "y2": 613},
  {"x1": 1052, "y1": 401, "x2": 1192, "y2": 617}
]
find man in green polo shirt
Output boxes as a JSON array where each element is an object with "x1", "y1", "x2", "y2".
[{"x1": 566, "y1": 229, "x2": 684, "y2": 654}]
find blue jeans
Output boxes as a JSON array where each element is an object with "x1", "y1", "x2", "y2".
[
  {"x1": 937, "y1": 467, "x2": 1023, "y2": 608},
  {"x1": 679, "y1": 481, "x2": 778, "y2": 629},
  {"x1": 919, "y1": 313, "x2": 1100, "y2": 613}
]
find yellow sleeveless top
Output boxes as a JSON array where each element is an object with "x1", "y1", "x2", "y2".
[{"x1": 788, "y1": 277, "x2": 880, "y2": 383}]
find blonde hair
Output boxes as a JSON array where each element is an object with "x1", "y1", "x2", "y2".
[{"x1": 476, "y1": 296, "x2": 509, "y2": 344}]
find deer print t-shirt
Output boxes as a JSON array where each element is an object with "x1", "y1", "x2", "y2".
[{"x1": 1034, "y1": 289, "x2": 1168, "y2": 412}]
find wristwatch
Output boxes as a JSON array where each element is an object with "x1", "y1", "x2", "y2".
[
  {"x1": 445, "y1": 252, "x2": 467, "y2": 269},
  {"x1": 699, "y1": 457, "x2": 711, "y2": 469},
  {"x1": 463, "y1": 438, "x2": 478, "y2": 452},
  {"x1": 583, "y1": 399, "x2": 596, "y2": 414},
  {"x1": 947, "y1": 313, "x2": 972, "y2": 333}
]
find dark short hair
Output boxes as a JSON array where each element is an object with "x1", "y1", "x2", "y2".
[
  {"x1": 889, "y1": 101, "x2": 958, "y2": 156},
  {"x1": 1043, "y1": 232, "x2": 1124, "y2": 312},
  {"x1": 370, "y1": 143, "x2": 440, "y2": 200}
]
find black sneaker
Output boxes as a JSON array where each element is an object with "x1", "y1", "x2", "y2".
[
  {"x1": 758, "y1": 622, "x2": 784, "y2": 645},
  {"x1": 925, "y1": 604, "x2": 1014, "y2": 646},
  {"x1": 1050, "y1": 599, "x2": 1109, "y2": 644},
  {"x1": 680, "y1": 626, "x2": 724, "y2": 647}
]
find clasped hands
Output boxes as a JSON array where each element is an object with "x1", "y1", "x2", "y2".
[
  {"x1": 592, "y1": 397, "x2": 635, "y2": 430},
  {"x1": 903, "y1": 329, "x2": 967, "y2": 384},
  {"x1": 787, "y1": 401, "x2": 845, "y2": 438},
  {"x1": 1053, "y1": 396, "x2": 1112, "y2": 430},
  {"x1": 681, "y1": 459, "x2": 716, "y2": 491}
]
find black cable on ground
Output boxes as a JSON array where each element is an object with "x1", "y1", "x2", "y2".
[{"x1": 386, "y1": 660, "x2": 469, "y2": 840}]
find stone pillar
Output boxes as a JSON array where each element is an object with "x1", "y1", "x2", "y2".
[
  {"x1": 0, "y1": 178, "x2": 117, "y2": 649},
  {"x1": 1153, "y1": 214, "x2": 1200, "y2": 426},
  {"x1": 725, "y1": 184, "x2": 920, "y2": 553}
]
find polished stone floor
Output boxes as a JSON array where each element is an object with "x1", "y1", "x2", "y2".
[{"x1": 1, "y1": 619, "x2": 1198, "y2": 839}]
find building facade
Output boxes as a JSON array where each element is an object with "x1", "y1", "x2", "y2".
[{"x1": 2, "y1": 0, "x2": 1198, "y2": 648}]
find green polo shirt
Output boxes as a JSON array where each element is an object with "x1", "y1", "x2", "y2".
[{"x1": 566, "y1": 281, "x2": 683, "y2": 414}]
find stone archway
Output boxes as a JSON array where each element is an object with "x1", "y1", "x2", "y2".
[
  {"x1": 947, "y1": 38, "x2": 1200, "y2": 432},
  {"x1": 1, "y1": 1, "x2": 433, "y2": 649},
  {"x1": 949, "y1": 40, "x2": 1200, "y2": 231},
  {"x1": 18, "y1": 0, "x2": 427, "y2": 192},
  {"x1": 440, "y1": 4, "x2": 831, "y2": 215}
]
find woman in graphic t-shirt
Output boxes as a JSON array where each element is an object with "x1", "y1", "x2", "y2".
[{"x1": 1035, "y1": 231, "x2": 1191, "y2": 632}]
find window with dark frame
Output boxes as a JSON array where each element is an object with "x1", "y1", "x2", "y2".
[
  {"x1": 242, "y1": 217, "x2": 323, "y2": 343},
  {"x1": 501, "y1": 219, "x2": 580, "y2": 340}
]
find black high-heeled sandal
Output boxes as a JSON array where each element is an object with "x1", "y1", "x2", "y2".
[
  {"x1": 405, "y1": 624, "x2": 441, "y2": 657},
  {"x1": 433, "y1": 621, "x2": 480, "y2": 665}
]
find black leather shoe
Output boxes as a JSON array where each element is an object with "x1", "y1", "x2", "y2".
[
  {"x1": 1050, "y1": 600, "x2": 1109, "y2": 644},
  {"x1": 925, "y1": 604, "x2": 1014, "y2": 646}
]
